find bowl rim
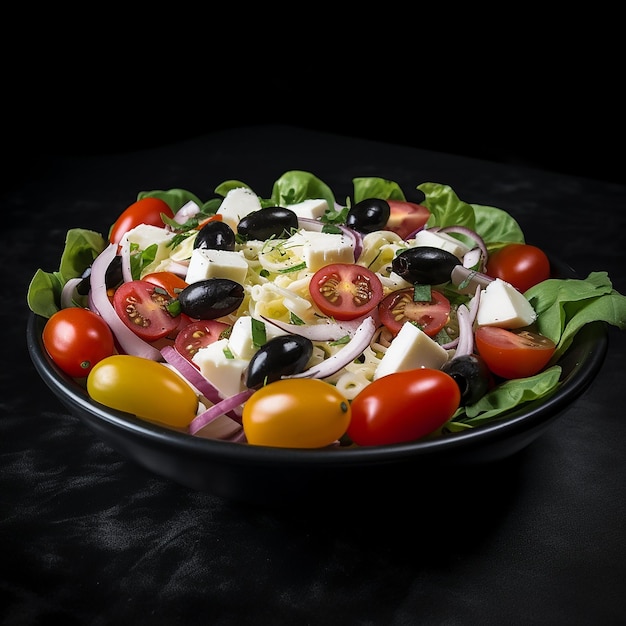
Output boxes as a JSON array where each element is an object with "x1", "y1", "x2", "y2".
[{"x1": 26, "y1": 253, "x2": 609, "y2": 469}]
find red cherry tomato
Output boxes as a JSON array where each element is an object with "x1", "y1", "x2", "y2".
[
  {"x1": 174, "y1": 319, "x2": 231, "y2": 363},
  {"x1": 348, "y1": 368, "x2": 461, "y2": 446},
  {"x1": 113, "y1": 280, "x2": 179, "y2": 341},
  {"x1": 143, "y1": 271, "x2": 189, "y2": 298},
  {"x1": 485, "y1": 243, "x2": 551, "y2": 293},
  {"x1": 378, "y1": 288, "x2": 450, "y2": 337},
  {"x1": 385, "y1": 200, "x2": 430, "y2": 239},
  {"x1": 43, "y1": 307, "x2": 116, "y2": 378},
  {"x1": 309, "y1": 263, "x2": 384, "y2": 321},
  {"x1": 474, "y1": 326, "x2": 556, "y2": 379},
  {"x1": 109, "y1": 197, "x2": 174, "y2": 244}
]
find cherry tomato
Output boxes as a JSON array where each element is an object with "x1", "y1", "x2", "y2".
[
  {"x1": 348, "y1": 368, "x2": 461, "y2": 446},
  {"x1": 378, "y1": 288, "x2": 450, "y2": 337},
  {"x1": 43, "y1": 307, "x2": 116, "y2": 378},
  {"x1": 174, "y1": 319, "x2": 231, "y2": 363},
  {"x1": 109, "y1": 197, "x2": 174, "y2": 244},
  {"x1": 143, "y1": 271, "x2": 189, "y2": 298},
  {"x1": 113, "y1": 280, "x2": 179, "y2": 341},
  {"x1": 309, "y1": 263, "x2": 384, "y2": 321},
  {"x1": 485, "y1": 243, "x2": 551, "y2": 293},
  {"x1": 242, "y1": 379, "x2": 351, "y2": 448},
  {"x1": 87, "y1": 355, "x2": 198, "y2": 428},
  {"x1": 474, "y1": 326, "x2": 556, "y2": 379},
  {"x1": 385, "y1": 200, "x2": 430, "y2": 239}
]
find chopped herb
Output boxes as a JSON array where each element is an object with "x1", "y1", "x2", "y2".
[
  {"x1": 251, "y1": 318, "x2": 267, "y2": 348},
  {"x1": 289, "y1": 312, "x2": 305, "y2": 325},
  {"x1": 330, "y1": 335, "x2": 351, "y2": 346},
  {"x1": 413, "y1": 283, "x2": 432, "y2": 302},
  {"x1": 278, "y1": 262, "x2": 307, "y2": 274}
]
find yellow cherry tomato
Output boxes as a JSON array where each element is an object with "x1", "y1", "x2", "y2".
[
  {"x1": 242, "y1": 378, "x2": 351, "y2": 448},
  {"x1": 87, "y1": 355, "x2": 198, "y2": 428}
]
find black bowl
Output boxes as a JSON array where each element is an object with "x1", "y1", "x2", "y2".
[{"x1": 26, "y1": 256, "x2": 608, "y2": 505}]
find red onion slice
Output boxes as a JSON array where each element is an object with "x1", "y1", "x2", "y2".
[
  {"x1": 60, "y1": 277, "x2": 84, "y2": 309},
  {"x1": 453, "y1": 304, "x2": 474, "y2": 358},
  {"x1": 189, "y1": 389, "x2": 254, "y2": 435},
  {"x1": 160, "y1": 345, "x2": 222, "y2": 404},
  {"x1": 285, "y1": 316, "x2": 377, "y2": 380},
  {"x1": 89, "y1": 243, "x2": 163, "y2": 361},
  {"x1": 439, "y1": 225, "x2": 488, "y2": 271}
]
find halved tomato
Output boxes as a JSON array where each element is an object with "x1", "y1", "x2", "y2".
[
  {"x1": 143, "y1": 271, "x2": 189, "y2": 298},
  {"x1": 385, "y1": 200, "x2": 430, "y2": 239},
  {"x1": 174, "y1": 319, "x2": 231, "y2": 363},
  {"x1": 378, "y1": 288, "x2": 450, "y2": 337},
  {"x1": 474, "y1": 326, "x2": 556, "y2": 379},
  {"x1": 309, "y1": 263, "x2": 384, "y2": 321},
  {"x1": 113, "y1": 280, "x2": 179, "y2": 341}
]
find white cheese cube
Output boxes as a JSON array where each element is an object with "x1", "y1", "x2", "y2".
[
  {"x1": 475, "y1": 278, "x2": 537, "y2": 328},
  {"x1": 121, "y1": 224, "x2": 175, "y2": 255},
  {"x1": 287, "y1": 198, "x2": 329, "y2": 220},
  {"x1": 216, "y1": 187, "x2": 262, "y2": 231},
  {"x1": 410, "y1": 229, "x2": 470, "y2": 259},
  {"x1": 373, "y1": 322, "x2": 449, "y2": 380},
  {"x1": 228, "y1": 315, "x2": 288, "y2": 360},
  {"x1": 192, "y1": 339, "x2": 247, "y2": 399},
  {"x1": 300, "y1": 230, "x2": 355, "y2": 271},
  {"x1": 185, "y1": 248, "x2": 248, "y2": 285}
]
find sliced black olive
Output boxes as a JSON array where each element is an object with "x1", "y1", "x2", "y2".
[
  {"x1": 391, "y1": 246, "x2": 460, "y2": 284},
  {"x1": 237, "y1": 207, "x2": 299, "y2": 241},
  {"x1": 178, "y1": 278, "x2": 244, "y2": 319},
  {"x1": 245, "y1": 334, "x2": 313, "y2": 389},
  {"x1": 345, "y1": 198, "x2": 390, "y2": 234},
  {"x1": 441, "y1": 354, "x2": 492, "y2": 405},
  {"x1": 194, "y1": 220, "x2": 236, "y2": 251}
]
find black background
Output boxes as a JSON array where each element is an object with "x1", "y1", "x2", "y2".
[{"x1": 6, "y1": 32, "x2": 624, "y2": 187}]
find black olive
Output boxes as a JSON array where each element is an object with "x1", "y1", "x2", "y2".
[
  {"x1": 105, "y1": 255, "x2": 124, "y2": 289},
  {"x1": 441, "y1": 354, "x2": 492, "y2": 405},
  {"x1": 76, "y1": 267, "x2": 92, "y2": 295},
  {"x1": 237, "y1": 207, "x2": 299, "y2": 241},
  {"x1": 345, "y1": 198, "x2": 390, "y2": 234},
  {"x1": 194, "y1": 220, "x2": 236, "y2": 251},
  {"x1": 178, "y1": 278, "x2": 244, "y2": 319},
  {"x1": 391, "y1": 246, "x2": 460, "y2": 284},
  {"x1": 245, "y1": 334, "x2": 313, "y2": 389}
]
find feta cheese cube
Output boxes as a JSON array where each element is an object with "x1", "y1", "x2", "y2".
[
  {"x1": 299, "y1": 230, "x2": 355, "y2": 271},
  {"x1": 185, "y1": 248, "x2": 248, "y2": 285},
  {"x1": 373, "y1": 322, "x2": 449, "y2": 380},
  {"x1": 228, "y1": 315, "x2": 288, "y2": 360},
  {"x1": 192, "y1": 339, "x2": 248, "y2": 399},
  {"x1": 475, "y1": 278, "x2": 537, "y2": 328},
  {"x1": 287, "y1": 199, "x2": 329, "y2": 220},
  {"x1": 216, "y1": 187, "x2": 262, "y2": 231},
  {"x1": 410, "y1": 229, "x2": 470, "y2": 259}
]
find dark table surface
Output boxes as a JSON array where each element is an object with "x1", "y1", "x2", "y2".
[{"x1": 2, "y1": 125, "x2": 626, "y2": 625}]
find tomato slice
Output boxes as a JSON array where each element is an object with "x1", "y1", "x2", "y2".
[
  {"x1": 378, "y1": 288, "x2": 450, "y2": 337},
  {"x1": 309, "y1": 263, "x2": 384, "y2": 321},
  {"x1": 385, "y1": 200, "x2": 430, "y2": 239},
  {"x1": 174, "y1": 319, "x2": 231, "y2": 363},
  {"x1": 474, "y1": 326, "x2": 556, "y2": 379},
  {"x1": 113, "y1": 280, "x2": 179, "y2": 341}
]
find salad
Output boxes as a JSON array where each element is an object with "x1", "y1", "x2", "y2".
[{"x1": 27, "y1": 171, "x2": 626, "y2": 448}]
